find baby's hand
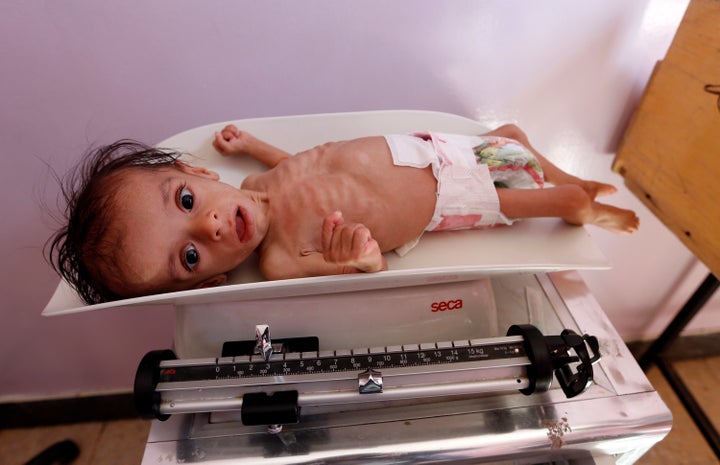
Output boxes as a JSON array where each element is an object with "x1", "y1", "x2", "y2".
[
  {"x1": 321, "y1": 212, "x2": 386, "y2": 273},
  {"x1": 212, "y1": 124, "x2": 254, "y2": 156}
]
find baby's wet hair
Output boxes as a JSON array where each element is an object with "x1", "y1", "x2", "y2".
[{"x1": 46, "y1": 140, "x2": 185, "y2": 305}]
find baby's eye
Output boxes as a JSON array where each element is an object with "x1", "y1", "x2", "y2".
[
  {"x1": 183, "y1": 245, "x2": 199, "y2": 271},
  {"x1": 179, "y1": 186, "x2": 194, "y2": 211}
]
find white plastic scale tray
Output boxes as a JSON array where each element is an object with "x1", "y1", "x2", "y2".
[{"x1": 43, "y1": 110, "x2": 609, "y2": 317}]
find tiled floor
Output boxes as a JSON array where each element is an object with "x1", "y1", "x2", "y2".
[
  {"x1": 0, "y1": 418, "x2": 150, "y2": 465},
  {"x1": 1, "y1": 357, "x2": 718, "y2": 464},
  {"x1": 636, "y1": 357, "x2": 720, "y2": 465}
]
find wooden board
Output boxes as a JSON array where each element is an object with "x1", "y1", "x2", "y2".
[{"x1": 613, "y1": 0, "x2": 720, "y2": 277}]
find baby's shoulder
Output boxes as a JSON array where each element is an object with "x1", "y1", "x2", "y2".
[
  {"x1": 240, "y1": 172, "x2": 263, "y2": 190},
  {"x1": 241, "y1": 168, "x2": 285, "y2": 190}
]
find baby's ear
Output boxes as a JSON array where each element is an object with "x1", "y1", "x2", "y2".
[
  {"x1": 174, "y1": 160, "x2": 220, "y2": 181},
  {"x1": 195, "y1": 274, "x2": 228, "y2": 289}
]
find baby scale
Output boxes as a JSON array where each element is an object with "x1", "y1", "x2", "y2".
[{"x1": 44, "y1": 111, "x2": 671, "y2": 464}]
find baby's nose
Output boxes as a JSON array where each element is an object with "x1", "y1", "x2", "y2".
[{"x1": 194, "y1": 211, "x2": 222, "y2": 240}]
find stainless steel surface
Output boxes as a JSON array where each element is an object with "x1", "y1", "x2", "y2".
[
  {"x1": 153, "y1": 335, "x2": 535, "y2": 416},
  {"x1": 144, "y1": 391, "x2": 668, "y2": 464},
  {"x1": 158, "y1": 375, "x2": 533, "y2": 417},
  {"x1": 358, "y1": 369, "x2": 383, "y2": 394},
  {"x1": 142, "y1": 272, "x2": 672, "y2": 464}
]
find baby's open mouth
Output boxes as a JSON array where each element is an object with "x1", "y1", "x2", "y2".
[{"x1": 235, "y1": 209, "x2": 247, "y2": 242}]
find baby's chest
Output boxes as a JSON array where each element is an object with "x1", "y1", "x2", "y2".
[{"x1": 274, "y1": 174, "x2": 379, "y2": 215}]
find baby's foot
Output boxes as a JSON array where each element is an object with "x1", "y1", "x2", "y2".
[
  {"x1": 580, "y1": 181, "x2": 617, "y2": 200},
  {"x1": 590, "y1": 202, "x2": 639, "y2": 234},
  {"x1": 549, "y1": 174, "x2": 618, "y2": 200}
]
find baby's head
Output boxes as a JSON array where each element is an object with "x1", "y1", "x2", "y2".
[{"x1": 48, "y1": 141, "x2": 265, "y2": 305}]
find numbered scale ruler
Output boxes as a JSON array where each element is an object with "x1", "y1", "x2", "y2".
[{"x1": 134, "y1": 325, "x2": 600, "y2": 425}]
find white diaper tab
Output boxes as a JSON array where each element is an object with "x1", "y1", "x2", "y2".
[
  {"x1": 383, "y1": 134, "x2": 439, "y2": 175},
  {"x1": 428, "y1": 161, "x2": 509, "y2": 228}
]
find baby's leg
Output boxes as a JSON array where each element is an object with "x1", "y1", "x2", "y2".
[
  {"x1": 497, "y1": 185, "x2": 639, "y2": 234},
  {"x1": 483, "y1": 124, "x2": 617, "y2": 200}
]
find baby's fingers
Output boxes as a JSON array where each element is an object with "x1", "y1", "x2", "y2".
[
  {"x1": 350, "y1": 225, "x2": 374, "y2": 254},
  {"x1": 344, "y1": 225, "x2": 384, "y2": 272},
  {"x1": 219, "y1": 124, "x2": 240, "y2": 140},
  {"x1": 321, "y1": 211, "x2": 344, "y2": 251},
  {"x1": 212, "y1": 131, "x2": 233, "y2": 155},
  {"x1": 213, "y1": 125, "x2": 245, "y2": 156},
  {"x1": 323, "y1": 222, "x2": 373, "y2": 263}
]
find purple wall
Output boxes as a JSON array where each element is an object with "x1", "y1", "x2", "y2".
[{"x1": 0, "y1": 1, "x2": 703, "y2": 399}]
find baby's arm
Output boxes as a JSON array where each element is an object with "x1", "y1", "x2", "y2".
[
  {"x1": 213, "y1": 124, "x2": 291, "y2": 168},
  {"x1": 259, "y1": 212, "x2": 386, "y2": 281}
]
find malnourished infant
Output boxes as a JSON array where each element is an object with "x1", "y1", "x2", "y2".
[{"x1": 47, "y1": 124, "x2": 638, "y2": 304}]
